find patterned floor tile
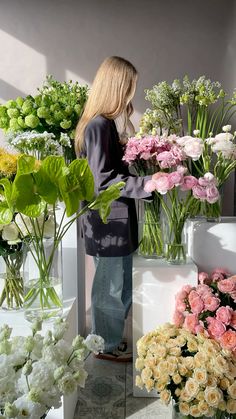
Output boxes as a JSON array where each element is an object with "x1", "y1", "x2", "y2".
[
  {"x1": 85, "y1": 353, "x2": 126, "y2": 376},
  {"x1": 74, "y1": 406, "x2": 125, "y2": 419}
]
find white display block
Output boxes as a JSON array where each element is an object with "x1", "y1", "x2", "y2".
[
  {"x1": 0, "y1": 299, "x2": 78, "y2": 419},
  {"x1": 132, "y1": 254, "x2": 198, "y2": 398},
  {"x1": 187, "y1": 217, "x2": 236, "y2": 274}
]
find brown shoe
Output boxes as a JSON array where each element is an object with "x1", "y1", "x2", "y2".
[{"x1": 94, "y1": 347, "x2": 132, "y2": 362}]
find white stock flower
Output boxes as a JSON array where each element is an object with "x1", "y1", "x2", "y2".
[{"x1": 84, "y1": 334, "x2": 105, "y2": 354}]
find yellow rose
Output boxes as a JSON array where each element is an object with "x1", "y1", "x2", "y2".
[
  {"x1": 228, "y1": 362, "x2": 236, "y2": 379},
  {"x1": 160, "y1": 389, "x2": 171, "y2": 405},
  {"x1": 145, "y1": 378, "x2": 154, "y2": 392},
  {"x1": 173, "y1": 373, "x2": 182, "y2": 385},
  {"x1": 135, "y1": 375, "x2": 143, "y2": 389},
  {"x1": 218, "y1": 400, "x2": 227, "y2": 411},
  {"x1": 203, "y1": 341, "x2": 217, "y2": 357},
  {"x1": 183, "y1": 356, "x2": 194, "y2": 370},
  {"x1": 175, "y1": 388, "x2": 181, "y2": 397},
  {"x1": 180, "y1": 389, "x2": 193, "y2": 403},
  {"x1": 166, "y1": 338, "x2": 177, "y2": 349},
  {"x1": 220, "y1": 377, "x2": 230, "y2": 391},
  {"x1": 141, "y1": 367, "x2": 152, "y2": 382},
  {"x1": 189, "y1": 405, "x2": 201, "y2": 417},
  {"x1": 178, "y1": 364, "x2": 188, "y2": 377},
  {"x1": 193, "y1": 352, "x2": 208, "y2": 368},
  {"x1": 228, "y1": 381, "x2": 236, "y2": 399},
  {"x1": 145, "y1": 358, "x2": 156, "y2": 368},
  {"x1": 155, "y1": 382, "x2": 166, "y2": 392},
  {"x1": 169, "y1": 346, "x2": 181, "y2": 357},
  {"x1": 193, "y1": 368, "x2": 208, "y2": 385},
  {"x1": 158, "y1": 360, "x2": 168, "y2": 372},
  {"x1": 178, "y1": 402, "x2": 190, "y2": 415},
  {"x1": 175, "y1": 335, "x2": 186, "y2": 347},
  {"x1": 206, "y1": 375, "x2": 217, "y2": 387},
  {"x1": 155, "y1": 344, "x2": 167, "y2": 358},
  {"x1": 213, "y1": 355, "x2": 229, "y2": 375},
  {"x1": 204, "y1": 386, "x2": 223, "y2": 407},
  {"x1": 187, "y1": 339, "x2": 198, "y2": 353},
  {"x1": 226, "y1": 398, "x2": 236, "y2": 414},
  {"x1": 196, "y1": 391, "x2": 205, "y2": 401},
  {"x1": 185, "y1": 378, "x2": 199, "y2": 398},
  {"x1": 198, "y1": 400, "x2": 210, "y2": 415}
]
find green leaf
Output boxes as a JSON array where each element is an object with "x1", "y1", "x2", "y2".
[
  {"x1": 89, "y1": 182, "x2": 125, "y2": 223},
  {"x1": 14, "y1": 174, "x2": 46, "y2": 217},
  {"x1": 41, "y1": 156, "x2": 66, "y2": 185},
  {"x1": 0, "y1": 178, "x2": 13, "y2": 207},
  {"x1": 59, "y1": 159, "x2": 94, "y2": 217},
  {"x1": 0, "y1": 201, "x2": 13, "y2": 224},
  {"x1": 17, "y1": 155, "x2": 37, "y2": 175},
  {"x1": 33, "y1": 169, "x2": 58, "y2": 204}
]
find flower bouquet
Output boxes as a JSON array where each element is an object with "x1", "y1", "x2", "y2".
[
  {"x1": 173, "y1": 269, "x2": 236, "y2": 355},
  {"x1": 0, "y1": 154, "x2": 124, "y2": 321},
  {"x1": 135, "y1": 323, "x2": 236, "y2": 418},
  {"x1": 0, "y1": 75, "x2": 89, "y2": 162},
  {"x1": 0, "y1": 319, "x2": 104, "y2": 418}
]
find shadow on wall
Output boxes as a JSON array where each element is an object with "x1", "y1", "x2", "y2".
[
  {"x1": 0, "y1": 79, "x2": 26, "y2": 101},
  {"x1": 0, "y1": 0, "x2": 234, "y2": 115}
]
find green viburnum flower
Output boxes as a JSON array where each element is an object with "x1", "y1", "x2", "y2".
[{"x1": 25, "y1": 114, "x2": 40, "y2": 128}]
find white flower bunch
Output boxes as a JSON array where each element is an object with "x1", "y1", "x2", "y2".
[
  {"x1": 0, "y1": 319, "x2": 104, "y2": 419},
  {"x1": 135, "y1": 323, "x2": 236, "y2": 417},
  {"x1": 207, "y1": 127, "x2": 236, "y2": 160}
]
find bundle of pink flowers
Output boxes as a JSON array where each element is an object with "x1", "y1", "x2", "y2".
[{"x1": 173, "y1": 268, "x2": 236, "y2": 355}]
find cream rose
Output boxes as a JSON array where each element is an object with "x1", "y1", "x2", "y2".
[{"x1": 204, "y1": 386, "x2": 223, "y2": 407}]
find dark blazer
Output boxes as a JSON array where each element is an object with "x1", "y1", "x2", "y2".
[{"x1": 81, "y1": 115, "x2": 152, "y2": 257}]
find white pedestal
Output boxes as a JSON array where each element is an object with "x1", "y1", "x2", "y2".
[
  {"x1": 187, "y1": 217, "x2": 236, "y2": 273},
  {"x1": 132, "y1": 254, "x2": 198, "y2": 397},
  {"x1": 0, "y1": 299, "x2": 78, "y2": 419}
]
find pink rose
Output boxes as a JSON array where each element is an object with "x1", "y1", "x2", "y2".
[
  {"x1": 230, "y1": 291, "x2": 236, "y2": 302},
  {"x1": 189, "y1": 296, "x2": 204, "y2": 315},
  {"x1": 206, "y1": 185, "x2": 220, "y2": 204},
  {"x1": 220, "y1": 330, "x2": 236, "y2": 351},
  {"x1": 195, "y1": 324, "x2": 208, "y2": 335},
  {"x1": 188, "y1": 290, "x2": 200, "y2": 303},
  {"x1": 183, "y1": 313, "x2": 199, "y2": 333},
  {"x1": 207, "y1": 317, "x2": 226, "y2": 338},
  {"x1": 192, "y1": 185, "x2": 207, "y2": 201},
  {"x1": 230, "y1": 311, "x2": 236, "y2": 330},
  {"x1": 181, "y1": 285, "x2": 193, "y2": 293},
  {"x1": 216, "y1": 306, "x2": 233, "y2": 325},
  {"x1": 196, "y1": 284, "x2": 213, "y2": 296},
  {"x1": 211, "y1": 272, "x2": 225, "y2": 282},
  {"x1": 211, "y1": 268, "x2": 230, "y2": 278},
  {"x1": 144, "y1": 180, "x2": 157, "y2": 193},
  {"x1": 176, "y1": 300, "x2": 187, "y2": 312},
  {"x1": 198, "y1": 272, "x2": 211, "y2": 285},
  {"x1": 217, "y1": 278, "x2": 235, "y2": 294},
  {"x1": 180, "y1": 176, "x2": 198, "y2": 191},
  {"x1": 203, "y1": 294, "x2": 220, "y2": 311},
  {"x1": 173, "y1": 310, "x2": 184, "y2": 327}
]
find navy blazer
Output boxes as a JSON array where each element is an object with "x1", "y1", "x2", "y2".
[{"x1": 81, "y1": 115, "x2": 152, "y2": 257}]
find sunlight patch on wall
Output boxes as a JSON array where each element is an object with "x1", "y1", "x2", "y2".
[{"x1": 0, "y1": 29, "x2": 46, "y2": 102}]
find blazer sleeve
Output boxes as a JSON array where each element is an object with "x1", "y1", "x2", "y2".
[{"x1": 84, "y1": 118, "x2": 152, "y2": 200}]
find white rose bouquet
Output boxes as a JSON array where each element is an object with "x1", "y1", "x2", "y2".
[
  {"x1": 0, "y1": 319, "x2": 104, "y2": 418},
  {"x1": 135, "y1": 323, "x2": 236, "y2": 418}
]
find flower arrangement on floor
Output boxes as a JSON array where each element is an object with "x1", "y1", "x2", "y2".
[
  {"x1": 0, "y1": 319, "x2": 104, "y2": 418},
  {"x1": 173, "y1": 269, "x2": 236, "y2": 355},
  {"x1": 0, "y1": 154, "x2": 124, "y2": 320},
  {"x1": 0, "y1": 75, "x2": 88, "y2": 162},
  {"x1": 135, "y1": 323, "x2": 236, "y2": 418}
]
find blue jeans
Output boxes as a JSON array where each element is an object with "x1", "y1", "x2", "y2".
[{"x1": 92, "y1": 254, "x2": 133, "y2": 352}]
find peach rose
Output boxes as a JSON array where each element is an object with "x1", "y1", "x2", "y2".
[
  {"x1": 203, "y1": 294, "x2": 220, "y2": 312},
  {"x1": 230, "y1": 311, "x2": 236, "y2": 330},
  {"x1": 220, "y1": 330, "x2": 236, "y2": 350},
  {"x1": 216, "y1": 306, "x2": 233, "y2": 325},
  {"x1": 189, "y1": 297, "x2": 204, "y2": 315},
  {"x1": 207, "y1": 317, "x2": 226, "y2": 338},
  {"x1": 217, "y1": 278, "x2": 235, "y2": 294},
  {"x1": 183, "y1": 313, "x2": 199, "y2": 333},
  {"x1": 173, "y1": 310, "x2": 184, "y2": 327}
]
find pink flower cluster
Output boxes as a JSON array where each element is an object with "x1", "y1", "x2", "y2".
[
  {"x1": 173, "y1": 268, "x2": 236, "y2": 353},
  {"x1": 144, "y1": 168, "x2": 220, "y2": 204},
  {"x1": 123, "y1": 135, "x2": 186, "y2": 167}
]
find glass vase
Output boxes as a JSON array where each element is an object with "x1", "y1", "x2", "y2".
[
  {"x1": 162, "y1": 206, "x2": 187, "y2": 265},
  {"x1": 138, "y1": 195, "x2": 163, "y2": 258},
  {"x1": 23, "y1": 238, "x2": 63, "y2": 322},
  {"x1": 0, "y1": 245, "x2": 24, "y2": 310}
]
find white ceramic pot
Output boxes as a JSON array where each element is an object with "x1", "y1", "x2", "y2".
[{"x1": 186, "y1": 217, "x2": 236, "y2": 274}]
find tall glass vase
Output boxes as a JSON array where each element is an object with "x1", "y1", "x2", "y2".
[
  {"x1": 0, "y1": 245, "x2": 24, "y2": 310},
  {"x1": 138, "y1": 194, "x2": 163, "y2": 258},
  {"x1": 23, "y1": 238, "x2": 63, "y2": 322}
]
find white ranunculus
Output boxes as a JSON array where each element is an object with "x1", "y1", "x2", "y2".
[
  {"x1": 222, "y1": 125, "x2": 232, "y2": 132},
  {"x1": 214, "y1": 132, "x2": 234, "y2": 142},
  {"x1": 2, "y1": 223, "x2": 20, "y2": 243},
  {"x1": 212, "y1": 140, "x2": 235, "y2": 156},
  {"x1": 183, "y1": 138, "x2": 204, "y2": 160}
]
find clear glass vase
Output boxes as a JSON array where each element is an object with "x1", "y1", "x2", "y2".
[
  {"x1": 138, "y1": 195, "x2": 163, "y2": 258},
  {"x1": 162, "y1": 213, "x2": 187, "y2": 265},
  {"x1": 23, "y1": 238, "x2": 63, "y2": 322},
  {"x1": 0, "y1": 245, "x2": 24, "y2": 310}
]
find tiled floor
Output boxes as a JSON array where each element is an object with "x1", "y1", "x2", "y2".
[{"x1": 73, "y1": 355, "x2": 172, "y2": 419}]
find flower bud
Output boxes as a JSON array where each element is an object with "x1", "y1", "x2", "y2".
[
  {"x1": 28, "y1": 388, "x2": 42, "y2": 403},
  {"x1": 72, "y1": 335, "x2": 84, "y2": 350},
  {"x1": 54, "y1": 366, "x2": 65, "y2": 380},
  {"x1": 0, "y1": 324, "x2": 12, "y2": 341},
  {"x1": 31, "y1": 319, "x2": 42, "y2": 334},
  {"x1": 4, "y1": 403, "x2": 18, "y2": 417},
  {"x1": 22, "y1": 360, "x2": 33, "y2": 375},
  {"x1": 24, "y1": 336, "x2": 35, "y2": 352},
  {"x1": 222, "y1": 125, "x2": 231, "y2": 132}
]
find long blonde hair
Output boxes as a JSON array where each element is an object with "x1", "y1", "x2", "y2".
[{"x1": 75, "y1": 56, "x2": 138, "y2": 155}]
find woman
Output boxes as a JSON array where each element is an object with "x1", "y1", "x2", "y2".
[{"x1": 75, "y1": 56, "x2": 152, "y2": 362}]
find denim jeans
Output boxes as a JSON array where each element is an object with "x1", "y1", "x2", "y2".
[{"x1": 92, "y1": 254, "x2": 133, "y2": 352}]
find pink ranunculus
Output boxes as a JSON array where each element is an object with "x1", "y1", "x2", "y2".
[
  {"x1": 173, "y1": 310, "x2": 184, "y2": 327},
  {"x1": 183, "y1": 313, "x2": 199, "y2": 333},
  {"x1": 206, "y1": 185, "x2": 220, "y2": 204},
  {"x1": 152, "y1": 172, "x2": 168, "y2": 181},
  {"x1": 216, "y1": 306, "x2": 233, "y2": 325},
  {"x1": 192, "y1": 184, "x2": 207, "y2": 201},
  {"x1": 198, "y1": 272, "x2": 211, "y2": 285},
  {"x1": 230, "y1": 311, "x2": 236, "y2": 330},
  {"x1": 144, "y1": 180, "x2": 157, "y2": 193},
  {"x1": 217, "y1": 278, "x2": 235, "y2": 294},
  {"x1": 153, "y1": 173, "x2": 173, "y2": 195},
  {"x1": 206, "y1": 317, "x2": 226, "y2": 338},
  {"x1": 177, "y1": 165, "x2": 187, "y2": 175},
  {"x1": 189, "y1": 296, "x2": 204, "y2": 315},
  {"x1": 168, "y1": 171, "x2": 184, "y2": 186},
  {"x1": 203, "y1": 294, "x2": 220, "y2": 312},
  {"x1": 198, "y1": 172, "x2": 216, "y2": 186},
  {"x1": 220, "y1": 330, "x2": 236, "y2": 351},
  {"x1": 180, "y1": 175, "x2": 198, "y2": 191}
]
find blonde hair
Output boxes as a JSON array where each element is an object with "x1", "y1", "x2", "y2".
[{"x1": 75, "y1": 56, "x2": 138, "y2": 155}]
